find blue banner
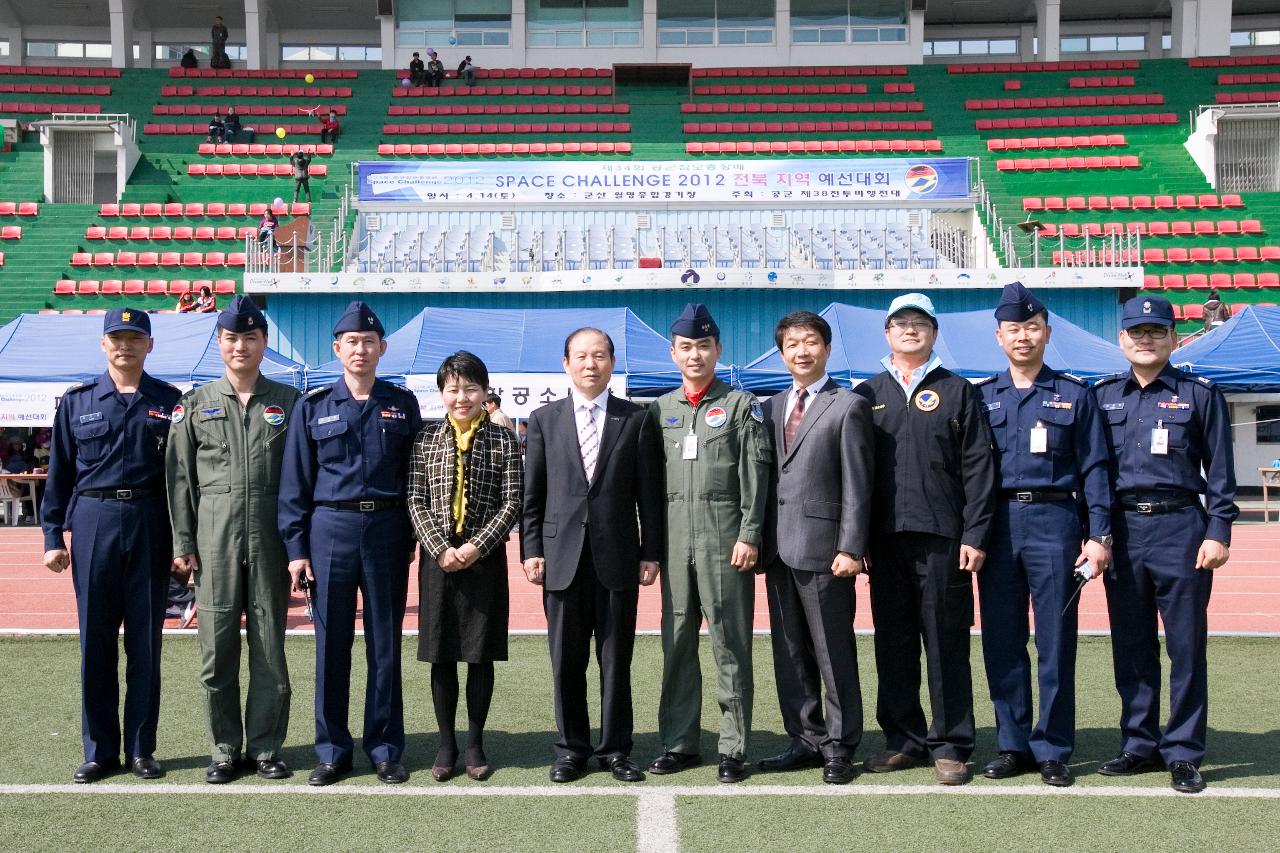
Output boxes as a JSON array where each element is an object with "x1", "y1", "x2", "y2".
[{"x1": 357, "y1": 158, "x2": 972, "y2": 206}]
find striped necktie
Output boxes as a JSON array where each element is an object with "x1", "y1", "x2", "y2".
[
  {"x1": 579, "y1": 403, "x2": 599, "y2": 480},
  {"x1": 784, "y1": 388, "x2": 807, "y2": 452}
]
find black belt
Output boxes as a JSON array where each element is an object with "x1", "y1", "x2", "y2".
[
  {"x1": 1118, "y1": 494, "x2": 1199, "y2": 514},
  {"x1": 1000, "y1": 489, "x2": 1076, "y2": 503},
  {"x1": 317, "y1": 499, "x2": 402, "y2": 513},
  {"x1": 78, "y1": 487, "x2": 162, "y2": 500}
]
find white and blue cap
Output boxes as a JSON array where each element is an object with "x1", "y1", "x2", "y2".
[{"x1": 885, "y1": 292, "x2": 937, "y2": 327}]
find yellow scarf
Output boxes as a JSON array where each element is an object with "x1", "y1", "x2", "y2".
[{"x1": 448, "y1": 412, "x2": 486, "y2": 535}]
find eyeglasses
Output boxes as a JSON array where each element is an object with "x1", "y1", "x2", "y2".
[
  {"x1": 888, "y1": 319, "x2": 933, "y2": 332},
  {"x1": 1125, "y1": 326, "x2": 1171, "y2": 341}
]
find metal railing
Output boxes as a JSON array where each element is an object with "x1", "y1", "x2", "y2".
[
  {"x1": 244, "y1": 230, "x2": 320, "y2": 274},
  {"x1": 47, "y1": 112, "x2": 137, "y2": 141}
]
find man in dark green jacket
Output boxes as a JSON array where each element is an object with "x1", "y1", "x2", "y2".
[{"x1": 166, "y1": 297, "x2": 300, "y2": 783}]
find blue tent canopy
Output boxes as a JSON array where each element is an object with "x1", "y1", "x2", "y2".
[
  {"x1": 1173, "y1": 305, "x2": 1280, "y2": 391},
  {"x1": 738, "y1": 303, "x2": 1127, "y2": 391},
  {"x1": 0, "y1": 313, "x2": 305, "y2": 388},
  {"x1": 307, "y1": 306, "x2": 716, "y2": 391}
]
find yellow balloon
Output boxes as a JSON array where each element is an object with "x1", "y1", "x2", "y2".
[
  {"x1": 275, "y1": 127, "x2": 286, "y2": 139},
  {"x1": 304, "y1": 73, "x2": 315, "y2": 85}
]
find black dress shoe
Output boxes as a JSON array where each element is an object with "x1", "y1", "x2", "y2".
[
  {"x1": 982, "y1": 751, "x2": 1034, "y2": 779},
  {"x1": 718, "y1": 754, "x2": 747, "y2": 784},
  {"x1": 73, "y1": 760, "x2": 118, "y2": 784},
  {"x1": 129, "y1": 756, "x2": 164, "y2": 779},
  {"x1": 822, "y1": 756, "x2": 855, "y2": 785},
  {"x1": 1098, "y1": 751, "x2": 1163, "y2": 777},
  {"x1": 1170, "y1": 761, "x2": 1206, "y2": 794},
  {"x1": 375, "y1": 761, "x2": 409, "y2": 784},
  {"x1": 206, "y1": 761, "x2": 237, "y2": 784},
  {"x1": 599, "y1": 755, "x2": 644, "y2": 782},
  {"x1": 257, "y1": 759, "x2": 292, "y2": 780},
  {"x1": 648, "y1": 752, "x2": 701, "y2": 775},
  {"x1": 308, "y1": 760, "x2": 352, "y2": 787},
  {"x1": 550, "y1": 757, "x2": 585, "y2": 783},
  {"x1": 758, "y1": 744, "x2": 823, "y2": 772},
  {"x1": 1040, "y1": 760, "x2": 1074, "y2": 787}
]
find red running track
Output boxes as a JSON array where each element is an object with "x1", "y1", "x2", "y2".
[{"x1": 1, "y1": 525, "x2": 1277, "y2": 634}]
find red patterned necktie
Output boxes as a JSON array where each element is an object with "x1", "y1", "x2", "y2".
[{"x1": 784, "y1": 388, "x2": 807, "y2": 452}]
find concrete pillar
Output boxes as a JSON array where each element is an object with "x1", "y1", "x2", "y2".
[
  {"x1": 907, "y1": 7, "x2": 925, "y2": 64},
  {"x1": 511, "y1": 2, "x2": 527, "y2": 67},
  {"x1": 1034, "y1": 0, "x2": 1060, "y2": 61},
  {"x1": 776, "y1": 0, "x2": 792, "y2": 65},
  {"x1": 109, "y1": 0, "x2": 136, "y2": 68},
  {"x1": 1019, "y1": 23, "x2": 1036, "y2": 61},
  {"x1": 379, "y1": 14, "x2": 396, "y2": 69},
  {"x1": 1194, "y1": 0, "x2": 1232, "y2": 57},
  {"x1": 1171, "y1": 0, "x2": 1196, "y2": 57},
  {"x1": 1147, "y1": 19, "x2": 1165, "y2": 58},
  {"x1": 135, "y1": 28, "x2": 153, "y2": 68},
  {"x1": 0, "y1": 24, "x2": 23, "y2": 64},
  {"x1": 245, "y1": 0, "x2": 275, "y2": 69}
]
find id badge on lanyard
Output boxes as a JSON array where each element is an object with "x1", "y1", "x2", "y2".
[
  {"x1": 1151, "y1": 419, "x2": 1169, "y2": 455},
  {"x1": 682, "y1": 432, "x2": 698, "y2": 460},
  {"x1": 1030, "y1": 420, "x2": 1048, "y2": 454}
]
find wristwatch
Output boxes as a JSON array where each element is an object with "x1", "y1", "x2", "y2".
[{"x1": 1088, "y1": 535, "x2": 1113, "y2": 549}]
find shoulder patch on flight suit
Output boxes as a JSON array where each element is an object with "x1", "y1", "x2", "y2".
[
  {"x1": 170, "y1": 404, "x2": 185, "y2": 424},
  {"x1": 750, "y1": 401, "x2": 763, "y2": 423}
]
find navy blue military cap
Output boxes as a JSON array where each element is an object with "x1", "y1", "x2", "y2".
[
  {"x1": 670, "y1": 303, "x2": 719, "y2": 340},
  {"x1": 103, "y1": 306, "x2": 152, "y2": 336},
  {"x1": 332, "y1": 300, "x2": 385, "y2": 337},
  {"x1": 1121, "y1": 295, "x2": 1175, "y2": 329},
  {"x1": 994, "y1": 281, "x2": 1047, "y2": 323},
  {"x1": 216, "y1": 295, "x2": 268, "y2": 334}
]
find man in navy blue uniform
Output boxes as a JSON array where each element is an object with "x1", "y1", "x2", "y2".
[
  {"x1": 41, "y1": 308, "x2": 182, "y2": 783},
  {"x1": 976, "y1": 282, "x2": 1113, "y2": 788},
  {"x1": 1094, "y1": 295, "x2": 1236, "y2": 794},
  {"x1": 278, "y1": 301, "x2": 423, "y2": 786}
]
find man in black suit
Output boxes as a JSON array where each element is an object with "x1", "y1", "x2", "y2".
[
  {"x1": 521, "y1": 327, "x2": 665, "y2": 783},
  {"x1": 759, "y1": 311, "x2": 874, "y2": 785}
]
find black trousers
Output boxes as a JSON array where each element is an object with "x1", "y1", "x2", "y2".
[
  {"x1": 868, "y1": 531, "x2": 975, "y2": 762},
  {"x1": 543, "y1": 542, "x2": 638, "y2": 762},
  {"x1": 764, "y1": 560, "x2": 862, "y2": 758}
]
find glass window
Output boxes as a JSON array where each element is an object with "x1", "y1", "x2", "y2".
[
  {"x1": 930, "y1": 40, "x2": 959, "y2": 55},
  {"x1": 1061, "y1": 36, "x2": 1088, "y2": 53},
  {"x1": 960, "y1": 39, "x2": 988, "y2": 54},
  {"x1": 26, "y1": 41, "x2": 55, "y2": 57},
  {"x1": 1162, "y1": 33, "x2": 1171, "y2": 50},
  {"x1": 1089, "y1": 36, "x2": 1118, "y2": 52},
  {"x1": 0, "y1": 41, "x2": 8, "y2": 58},
  {"x1": 455, "y1": 31, "x2": 484, "y2": 45},
  {"x1": 851, "y1": 27, "x2": 879, "y2": 42},
  {"x1": 989, "y1": 38, "x2": 1017, "y2": 55},
  {"x1": 615, "y1": 30, "x2": 640, "y2": 45},
  {"x1": 1259, "y1": 30, "x2": 1280, "y2": 47},
  {"x1": 1116, "y1": 35, "x2": 1144, "y2": 51},
  {"x1": 398, "y1": 0, "x2": 454, "y2": 29},
  {"x1": 880, "y1": 27, "x2": 906, "y2": 41},
  {"x1": 745, "y1": 28, "x2": 773, "y2": 43},
  {"x1": 1256, "y1": 406, "x2": 1280, "y2": 444},
  {"x1": 719, "y1": 28, "x2": 745, "y2": 43},
  {"x1": 792, "y1": 0, "x2": 847, "y2": 28},
  {"x1": 483, "y1": 31, "x2": 510, "y2": 45},
  {"x1": 57, "y1": 43, "x2": 84, "y2": 58},
  {"x1": 658, "y1": 0, "x2": 715, "y2": 28},
  {"x1": 688, "y1": 29, "x2": 714, "y2": 44},
  {"x1": 793, "y1": 28, "x2": 820, "y2": 42},
  {"x1": 850, "y1": 0, "x2": 905, "y2": 26},
  {"x1": 820, "y1": 28, "x2": 847, "y2": 43},
  {"x1": 282, "y1": 45, "x2": 310, "y2": 61},
  {"x1": 557, "y1": 30, "x2": 584, "y2": 46},
  {"x1": 1231, "y1": 30, "x2": 1251, "y2": 47},
  {"x1": 658, "y1": 29, "x2": 686, "y2": 45}
]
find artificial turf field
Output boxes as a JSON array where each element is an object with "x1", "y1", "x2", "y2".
[{"x1": 1, "y1": 635, "x2": 1277, "y2": 852}]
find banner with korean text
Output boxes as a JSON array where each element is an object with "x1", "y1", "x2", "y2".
[{"x1": 357, "y1": 158, "x2": 973, "y2": 206}]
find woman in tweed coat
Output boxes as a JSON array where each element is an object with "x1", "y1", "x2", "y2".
[{"x1": 407, "y1": 351, "x2": 523, "y2": 782}]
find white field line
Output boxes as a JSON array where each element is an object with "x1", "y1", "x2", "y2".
[
  {"x1": 2, "y1": 782, "x2": 1278, "y2": 799},
  {"x1": 635, "y1": 791, "x2": 679, "y2": 853}
]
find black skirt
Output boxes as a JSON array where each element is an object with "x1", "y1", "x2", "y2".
[{"x1": 417, "y1": 539, "x2": 509, "y2": 664}]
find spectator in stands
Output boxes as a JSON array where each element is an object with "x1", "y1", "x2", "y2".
[
  {"x1": 207, "y1": 113, "x2": 225, "y2": 144},
  {"x1": 180, "y1": 48, "x2": 199, "y2": 69},
  {"x1": 317, "y1": 110, "x2": 341, "y2": 146},
  {"x1": 224, "y1": 107, "x2": 242, "y2": 143},
  {"x1": 211, "y1": 16, "x2": 229, "y2": 68},
  {"x1": 30, "y1": 428, "x2": 51, "y2": 466},
  {"x1": 258, "y1": 209, "x2": 279, "y2": 247},
  {"x1": 4, "y1": 437, "x2": 30, "y2": 474},
  {"x1": 409, "y1": 52, "x2": 426, "y2": 86},
  {"x1": 176, "y1": 291, "x2": 197, "y2": 313},
  {"x1": 427, "y1": 53, "x2": 445, "y2": 88},
  {"x1": 195, "y1": 285, "x2": 218, "y2": 313},
  {"x1": 457, "y1": 56, "x2": 476, "y2": 86},
  {"x1": 1202, "y1": 290, "x2": 1231, "y2": 332},
  {"x1": 290, "y1": 150, "x2": 313, "y2": 204}
]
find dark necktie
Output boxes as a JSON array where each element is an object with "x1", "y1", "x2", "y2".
[{"x1": 784, "y1": 388, "x2": 807, "y2": 452}]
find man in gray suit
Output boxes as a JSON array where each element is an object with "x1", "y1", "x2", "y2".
[{"x1": 759, "y1": 310, "x2": 874, "y2": 785}]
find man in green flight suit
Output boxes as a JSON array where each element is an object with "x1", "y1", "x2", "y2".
[
  {"x1": 166, "y1": 296, "x2": 301, "y2": 784},
  {"x1": 647, "y1": 303, "x2": 771, "y2": 784}
]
